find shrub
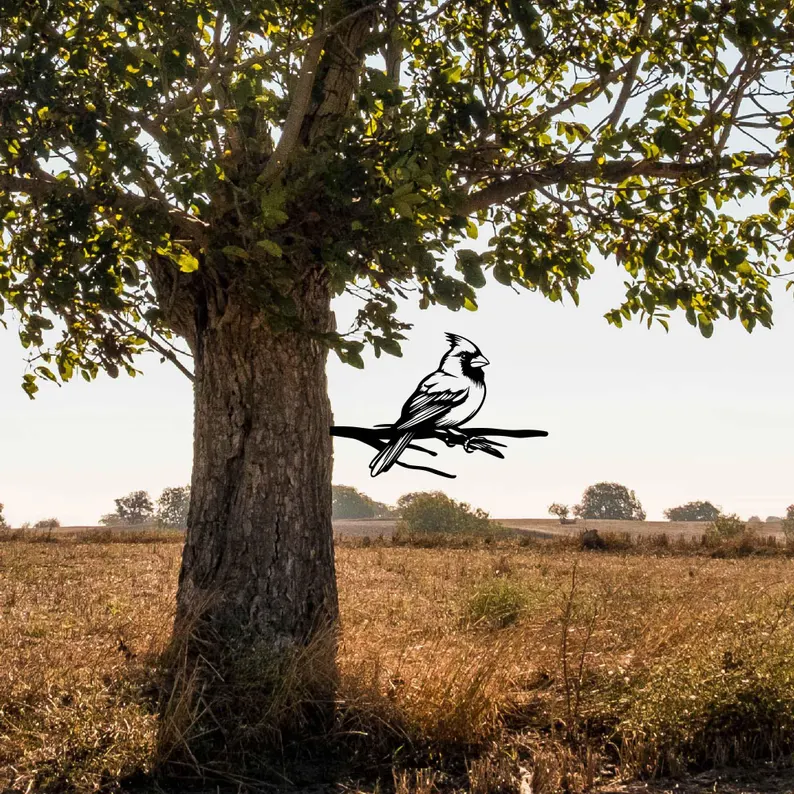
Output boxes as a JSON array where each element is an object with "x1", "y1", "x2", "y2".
[
  {"x1": 464, "y1": 577, "x2": 527, "y2": 629},
  {"x1": 706, "y1": 513, "x2": 747, "y2": 542},
  {"x1": 99, "y1": 512, "x2": 125, "y2": 526},
  {"x1": 396, "y1": 491, "x2": 491, "y2": 536},
  {"x1": 0, "y1": 503, "x2": 6, "y2": 529}
]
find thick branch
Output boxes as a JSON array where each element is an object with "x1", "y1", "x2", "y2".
[
  {"x1": 460, "y1": 153, "x2": 775, "y2": 214},
  {"x1": 259, "y1": 24, "x2": 328, "y2": 183},
  {"x1": 156, "y1": 2, "x2": 385, "y2": 124},
  {"x1": 0, "y1": 174, "x2": 209, "y2": 243}
]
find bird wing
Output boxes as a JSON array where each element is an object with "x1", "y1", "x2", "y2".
[{"x1": 394, "y1": 371, "x2": 469, "y2": 431}]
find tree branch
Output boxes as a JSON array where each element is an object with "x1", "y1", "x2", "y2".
[
  {"x1": 0, "y1": 174, "x2": 209, "y2": 244},
  {"x1": 258, "y1": 20, "x2": 328, "y2": 184},
  {"x1": 459, "y1": 153, "x2": 776, "y2": 214},
  {"x1": 115, "y1": 317, "x2": 195, "y2": 382},
  {"x1": 605, "y1": 3, "x2": 654, "y2": 130},
  {"x1": 331, "y1": 425, "x2": 548, "y2": 478}
]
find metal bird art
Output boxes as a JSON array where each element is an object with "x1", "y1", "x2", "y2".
[{"x1": 331, "y1": 333, "x2": 548, "y2": 479}]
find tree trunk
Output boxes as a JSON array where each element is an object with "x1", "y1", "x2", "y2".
[{"x1": 159, "y1": 274, "x2": 338, "y2": 771}]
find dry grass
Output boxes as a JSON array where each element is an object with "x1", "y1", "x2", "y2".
[{"x1": 2, "y1": 532, "x2": 794, "y2": 792}]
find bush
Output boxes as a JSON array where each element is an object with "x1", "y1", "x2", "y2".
[
  {"x1": 464, "y1": 577, "x2": 527, "y2": 629},
  {"x1": 706, "y1": 513, "x2": 747, "y2": 542},
  {"x1": 396, "y1": 491, "x2": 492, "y2": 536}
]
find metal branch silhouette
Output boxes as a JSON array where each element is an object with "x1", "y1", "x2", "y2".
[
  {"x1": 330, "y1": 425, "x2": 549, "y2": 478},
  {"x1": 332, "y1": 333, "x2": 548, "y2": 478}
]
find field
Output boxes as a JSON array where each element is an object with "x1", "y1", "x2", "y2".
[
  {"x1": 2, "y1": 531, "x2": 794, "y2": 793},
  {"x1": 332, "y1": 517, "x2": 786, "y2": 541}
]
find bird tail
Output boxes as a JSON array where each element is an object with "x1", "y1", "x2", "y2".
[{"x1": 369, "y1": 433, "x2": 415, "y2": 477}]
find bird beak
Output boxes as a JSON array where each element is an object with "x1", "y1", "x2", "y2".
[{"x1": 470, "y1": 355, "x2": 489, "y2": 368}]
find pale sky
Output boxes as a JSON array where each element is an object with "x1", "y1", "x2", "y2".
[{"x1": 1, "y1": 251, "x2": 792, "y2": 526}]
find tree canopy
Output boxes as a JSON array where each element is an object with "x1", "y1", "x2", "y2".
[
  {"x1": 2, "y1": 0, "x2": 794, "y2": 395},
  {"x1": 332, "y1": 484, "x2": 393, "y2": 518},
  {"x1": 574, "y1": 481, "x2": 646, "y2": 520},
  {"x1": 156, "y1": 485, "x2": 191, "y2": 528},
  {"x1": 664, "y1": 499, "x2": 721, "y2": 520}
]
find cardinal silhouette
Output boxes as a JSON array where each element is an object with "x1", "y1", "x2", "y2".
[{"x1": 369, "y1": 333, "x2": 489, "y2": 476}]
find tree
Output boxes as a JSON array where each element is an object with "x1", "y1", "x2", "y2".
[
  {"x1": 0, "y1": 503, "x2": 7, "y2": 529},
  {"x1": 397, "y1": 491, "x2": 491, "y2": 535},
  {"x1": 332, "y1": 485, "x2": 392, "y2": 519},
  {"x1": 664, "y1": 501, "x2": 721, "y2": 522},
  {"x1": 548, "y1": 503, "x2": 570, "y2": 521},
  {"x1": 574, "y1": 483, "x2": 646, "y2": 521},
  {"x1": 113, "y1": 491, "x2": 154, "y2": 525},
  {"x1": 783, "y1": 505, "x2": 794, "y2": 542},
  {"x1": 157, "y1": 486, "x2": 191, "y2": 529},
  {"x1": 34, "y1": 517, "x2": 60, "y2": 529},
  {"x1": 3, "y1": 0, "x2": 793, "y2": 766}
]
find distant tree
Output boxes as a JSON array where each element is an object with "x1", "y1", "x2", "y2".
[
  {"x1": 548, "y1": 503, "x2": 570, "y2": 521},
  {"x1": 766, "y1": 516, "x2": 782, "y2": 522},
  {"x1": 113, "y1": 491, "x2": 155, "y2": 526},
  {"x1": 397, "y1": 492, "x2": 491, "y2": 535},
  {"x1": 99, "y1": 512, "x2": 125, "y2": 527},
  {"x1": 747, "y1": 515, "x2": 762, "y2": 523},
  {"x1": 157, "y1": 486, "x2": 191, "y2": 529},
  {"x1": 783, "y1": 506, "x2": 794, "y2": 542},
  {"x1": 664, "y1": 501, "x2": 720, "y2": 522},
  {"x1": 574, "y1": 483, "x2": 646, "y2": 521},
  {"x1": 332, "y1": 485, "x2": 393, "y2": 519},
  {"x1": 0, "y1": 503, "x2": 7, "y2": 529},
  {"x1": 34, "y1": 518, "x2": 60, "y2": 529}
]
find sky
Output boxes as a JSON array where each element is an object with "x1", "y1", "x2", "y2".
[{"x1": 1, "y1": 252, "x2": 792, "y2": 527}]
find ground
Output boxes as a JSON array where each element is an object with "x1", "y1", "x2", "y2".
[{"x1": 1, "y1": 528, "x2": 793, "y2": 793}]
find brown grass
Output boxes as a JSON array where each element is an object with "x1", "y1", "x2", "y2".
[{"x1": 2, "y1": 533, "x2": 794, "y2": 792}]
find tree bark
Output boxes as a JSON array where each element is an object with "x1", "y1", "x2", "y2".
[{"x1": 159, "y1": 272, "x2": 338, "y2": 771}]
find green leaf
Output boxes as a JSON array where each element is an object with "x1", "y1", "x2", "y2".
[
  {"x1": 697, "y1": 315, "x2": 714, "y2": 338},
  {"x1": 493, "y1": 263, "x2": 512, "y2": 286},
  {"x1": 642, "y1": 240, "x2": 660, "y2": 268},
  {"x1": 256, "y1": 239, "x2": 283, "y2": 257},
  {"x1": 222, "y1": 245, "x2": 250, "y2": 260}
]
